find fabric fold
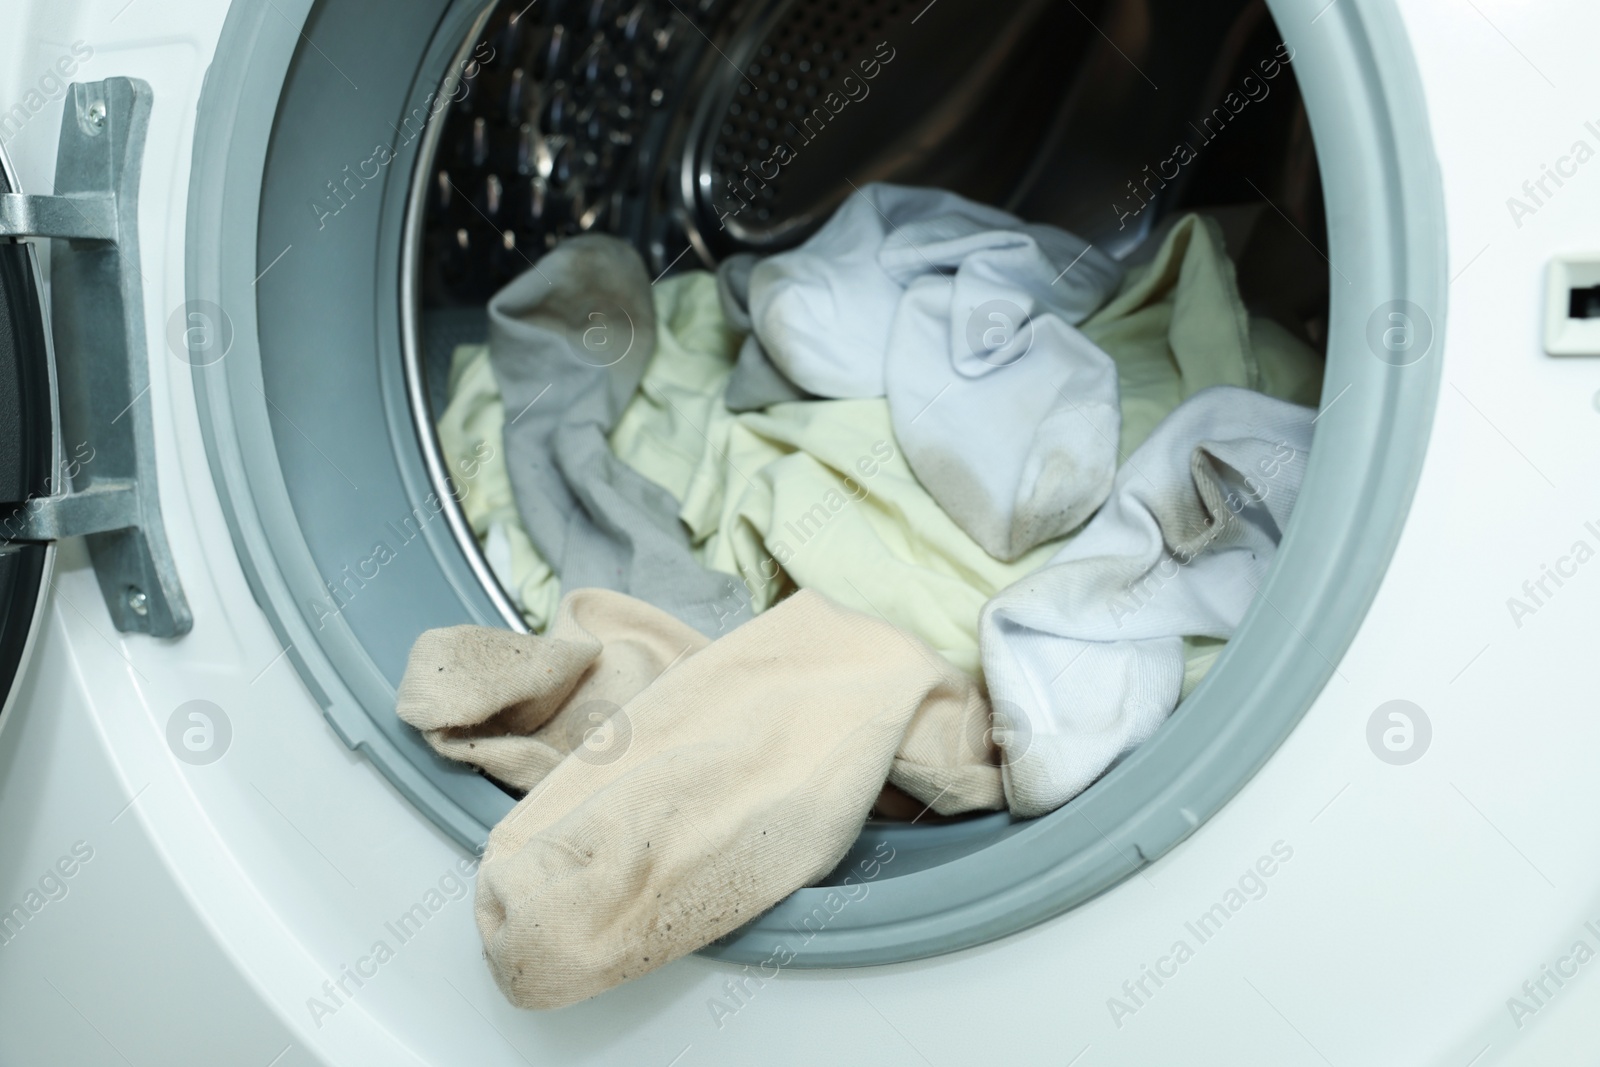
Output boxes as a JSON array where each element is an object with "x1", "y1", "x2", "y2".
[
  {"x1": 716, "y1": 253, "x2": 816, "y2": 412},
  {"x1": 979, "y1": 386, "x2": 1315, "y2": 816},
  {"x1": 397, "y1": 591, "x2": 708, "y2": 791},
  {"x1": 488, "y1": 235, "x2": 750, "y2": 636},
  {"x1": 743, "y1": 182, "x2": 1127, "y2": 560}
]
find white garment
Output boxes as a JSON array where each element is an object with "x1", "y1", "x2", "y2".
[
  {"x1": 979, "y1": 386, "x2": 1314, "y2": 817},
  {"x1": 749, "y1": 185, "x2": 1023, "y2": 398},
  {"x1": 748, "y1": 184, "x2": 1126, "y2": 560}
]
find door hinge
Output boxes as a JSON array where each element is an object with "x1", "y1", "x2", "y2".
[{"x1": 0, "y1": 79, "x2": 191, "y2": 638}]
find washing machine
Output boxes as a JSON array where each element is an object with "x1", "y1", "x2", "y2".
[{"x1": 0, "y1": 0, "x2": 1596, "y2": 1062}]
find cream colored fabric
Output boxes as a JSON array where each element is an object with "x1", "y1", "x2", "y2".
[
  {"x1": 396, "y1": 590, "x2": 705, "y2": 791},
  {"x1": 395, "y1": 588, "x2": 1002, "y2": 1009}
]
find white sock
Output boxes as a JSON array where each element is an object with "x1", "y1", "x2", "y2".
[
  {"x1": 881, "y1": 209, "x2": 1124, "y2": 559},
  {"x1": 979, "y1": 386, "x2": 1315, "y2": 816},
  {"x1": 749, "y1": 184, "x2": 1023, "y2": 398},
  {"x1": 747, "y1": 183, "x2": 1126, "y2": 559}
]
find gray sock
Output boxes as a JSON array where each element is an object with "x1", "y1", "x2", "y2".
[
  {"x1": 488, "y1": 235, "x2": 751, "y2": 635},
  {"x1": 716, "y1": 253, "x2": 815, "y2": 412}
]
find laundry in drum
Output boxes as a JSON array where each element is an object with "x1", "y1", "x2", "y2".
[{"x1": 406, "y1": 182, "x2": 1323, "y2": 1007}]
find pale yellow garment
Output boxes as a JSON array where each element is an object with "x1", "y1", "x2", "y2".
[
  {"x1": 608, "y1": 271, "x2": 744, "y2": 505},
  {"x1": 1081, "y1": 212, "x2": 1323, "y2": 456},
  {"x1": 678, "y1": 399, "x2": 1059, "y2": 675},
  {"x1": 436, "y1": 215, "x2": 1321, "y2": 676}
]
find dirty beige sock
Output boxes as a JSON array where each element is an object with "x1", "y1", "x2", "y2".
[
  {"x1": 396, "y1": 590, "x2": 708, "y2": 791},
  {"x1": 396, "y1": 588, "x2": 1000, "y2": 1009}
]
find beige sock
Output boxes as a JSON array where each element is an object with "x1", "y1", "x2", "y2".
[
  {"x1": 395, "y1": 588, "x2": 1000, "y2": 1008},
  {"x1": 397, "y1": 591, "x2": 709, "y2": 791}
]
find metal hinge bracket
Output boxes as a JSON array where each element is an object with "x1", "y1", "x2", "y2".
[{"x1": 0, "y1": 79, "x2": 191, "y2": 637}]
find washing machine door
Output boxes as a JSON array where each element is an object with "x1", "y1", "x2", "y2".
[{"x1": 0, "y1": 153, "x2": 57, "y2": 721}]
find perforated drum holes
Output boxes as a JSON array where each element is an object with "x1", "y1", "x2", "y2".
[
  {"x1": 1366, "y1": 700, "x2": 1431, "y2": 765},
  {"x1": 1365, "y1": 299, "x2": 1433, "y2": 367},
  {"x1": 709, "y1": 1, "x2": 905, "y2": 224},
  {"x1": 425, "y1": 1, "x2": 719, "y2": 300},
  {"x1": 167, "y1": 700, "x2": 233, "y2": 765},
  {"x1": 166, "y1": 299, "x2": 234, "y2": 367}
]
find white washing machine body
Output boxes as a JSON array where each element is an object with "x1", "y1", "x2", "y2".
[{"x1": 0, "y1": 0, "x2": 1597, "y2": 1064}]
